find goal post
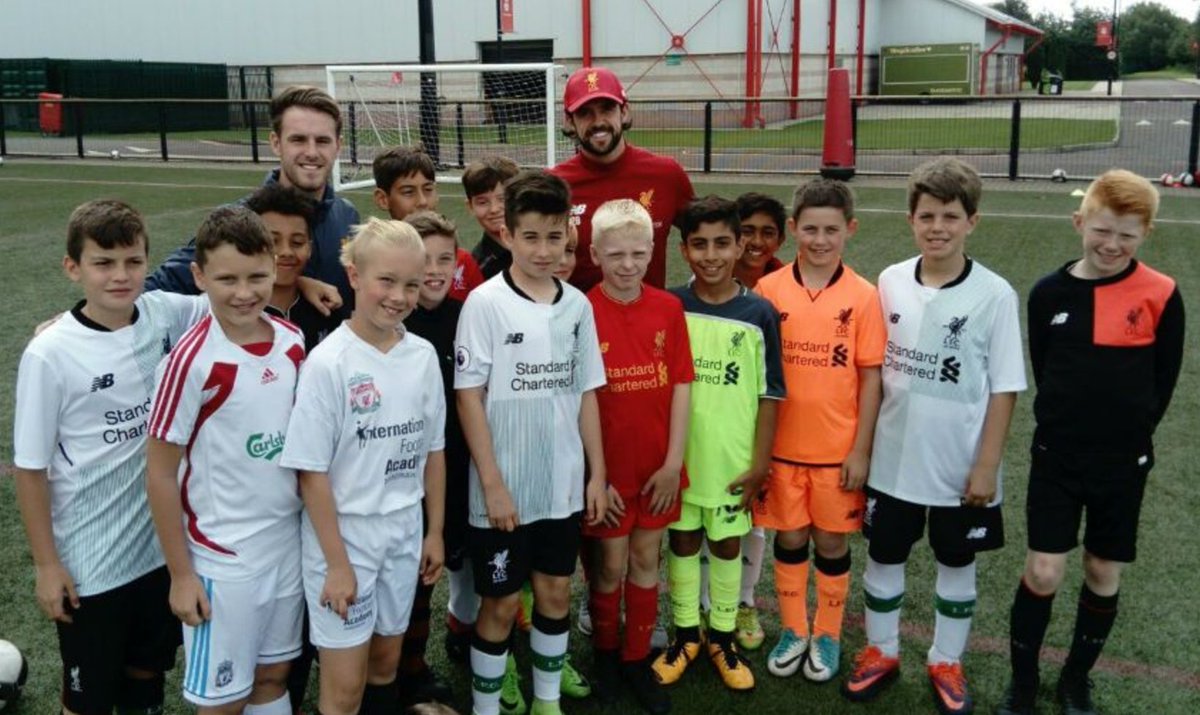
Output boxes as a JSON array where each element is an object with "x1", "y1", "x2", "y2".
[{"x1": 325, "y1": 63, "x2": 562, "y2": 191}]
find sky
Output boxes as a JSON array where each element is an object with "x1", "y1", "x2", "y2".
[{"x1": 1023, "y1": 0, "x2": 1198, "y2": 20}]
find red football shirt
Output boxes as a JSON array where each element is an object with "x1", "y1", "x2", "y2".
[
  {"x1": 551, "y1": 144, "x2": 694, "y2": 292},
  {"x1": 449, "y1": 247, "x2": 485, "y2": 303},
  {"x1": 588, "y1": 284, "x2": 695, "y2": 497}
]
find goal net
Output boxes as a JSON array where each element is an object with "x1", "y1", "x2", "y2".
[{"x1": 325, "y1": 63, "x2": 563, "y2": 191}]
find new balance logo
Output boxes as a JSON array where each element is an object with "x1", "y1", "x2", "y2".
[
  {"x1": 261, "y1": 368, "x2": 279, "y2": 385},
  {"x1": 90, "y1": 374, "x2": 114, "y2": 392},
  {"x1": 503, "y1": 333, "x2": 524, "y2": 345},
  {"x1": 1050, "y1": 312, "x2": 1069, "y2": 326},
  {"x1": 831, "y1": 344, "x2": 849, "y2": 367},
  {"x1": 966, "y1": 527, "x2": 988, "y2": 540},
  {"x1": 939, "y1": 356, "x2": 961, "y2": 384}
]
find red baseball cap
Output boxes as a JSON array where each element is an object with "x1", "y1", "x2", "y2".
[{"x1": 563, "y1": 67, "x2": 627, "y2": 113}]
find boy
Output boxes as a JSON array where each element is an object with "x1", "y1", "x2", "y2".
[
  {"x1": 374, "y1": 145, "x2": 484, "y2": 301},
  {"x1": 246, "y1": 183, "x2": 345, "y2": 352},
  {"x1": 585, "y1": 199, "x2": 693, "y2": 714},
  {"x1": 753, "y1": 179, "x2": 885, "y2": 683},
  {"x1": 998, "y1": 170, "x2": 1184, "y2": 715},
  {"x1": 733, "y1": 192, "x2": 787, "y2": 289},
  {"x1": 455, "y1": 170, "x2": 609, "y2": 715},
  {"x1": 842, "y1": 158, "x2": 1026, "y2": 715},
  {"x1": 146, "y1": 206, "x2": 307, "y2": 714},
  {"x1": 651, "y1": 195, "x2": 784, "y2": 692},
  {"x1": 463, "y1": 155, "x2": 520, "y2": 280},
  {"x1": 280, "y1": 217, "x2": 446, "y2": 715},
  {"x1": 13, "y1": 199, "x2": 208, "y2": 715}
]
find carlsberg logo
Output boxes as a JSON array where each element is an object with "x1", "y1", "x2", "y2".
[{"x1": 246, "y1": 431, "x2": 285, "y2": 460}]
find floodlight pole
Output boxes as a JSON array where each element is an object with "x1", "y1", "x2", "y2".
[
  {"x1": 418, "y1": 0, "x2": 441, "y2": 163},
  {"x1": 1107, "y1": 0, "x2": 1119, "y2": 96}
]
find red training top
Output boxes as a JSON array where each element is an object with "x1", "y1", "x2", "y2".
[{"x1": 450, "y1": 247, "x2": 485, "y2": 303}]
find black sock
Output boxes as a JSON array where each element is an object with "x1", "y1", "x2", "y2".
[
  {"x1": 675, "y1": 625, "x2": 701, "y2": 644},
  {"x1": 360, "y1": 680, "x2": 400, "y2": 714},
  {"x1": 1009, "y1": 578, "x2": 1055, "y2": 688},
  {"x1": 1062, "y1": 583, "x2": 1118, "y2": 681}
]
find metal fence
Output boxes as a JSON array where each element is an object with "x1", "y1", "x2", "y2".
[{"x1": 1, "y1": 95, "x2": 1197, "y2": 183}]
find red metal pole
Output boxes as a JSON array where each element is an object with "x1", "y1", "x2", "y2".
[
  {"x1": 856, "y1": 0, "x2": 865, "y2": 95},
  {"x1": 754, "y1": 0, "x2": 763, "y2": 125},
  {"x1": 581, "y1": 0, "x2": 593, "y2": 66},
  {"x1": 744, "y1": 0, "x2": 756, "y2": 127},
  {"x1": 790, "y1": 0, "x2": 801, "y2": 118},
  {"x1": 827, "y1": 0, "x2": 837, "y2": 69}
]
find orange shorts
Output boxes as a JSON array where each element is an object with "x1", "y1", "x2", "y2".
[
  {"x1": 752, "y1": 462, "x2": 865, "y2": 533},
  {"x1": 583, "y1": 488, "x2": 680, "y2": 539}
]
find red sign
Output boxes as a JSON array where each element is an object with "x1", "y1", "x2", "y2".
[
  {"x1": 1095, "y1": 20, "x2": 1113, "y2": 47},
  {"x1": 500, "y1": 0, "x2": 514, "y2": 34}
]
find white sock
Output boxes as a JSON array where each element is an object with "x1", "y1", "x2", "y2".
[
  {"x1": 470, "y1": 643, "x2": 508, "y2": 715},
  {"x1": 699, "y1": 540, "x2": 711, "y2": 612},
  {"x1": 863, "y1": 557, "x2": 905, "y2": 658},
  {"x1": 243, "y1": 692, "x2": 290, "y2": 714},
  {"x1": 740, "y1": 527, "x2": 766, "y2": 606},
  {"x1": 448, "y1": 560, "x2": 479, "y2": 624},
  {"x1": 928, "y1": 560, "x2": 977, "y2": 665},
  {"x1": 530, "y1": 619, "x2": 569, "y2": 702}
]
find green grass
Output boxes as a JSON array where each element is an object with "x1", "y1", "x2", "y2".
[
  {"x1": 1123, "y1": 67, "x2": 1197, "y2": 80},
  {"x1": 1, "y1": 161, "x2": 1198, "y2": 714}
]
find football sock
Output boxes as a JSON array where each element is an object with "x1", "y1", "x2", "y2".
[
  {"x1": 928, "y1": 560, "x2": 977, "y2": 665},
  {"x1": 530, "y1": 611, "x2": 570, "y2": 702},
  {"x1": 242, "y1": 693, "x2": 290, "y2": 714},
  {"x1": 773, "y1": 541, "x2": 811, "y2": 636},
  {"x1": 359, "y1": 681, "x2": 399, "y2": 715},
  {"x1": 863, "y1": 557, "x2": 905, "y2": 658},
  {"x1": 622, "y1": 579, "x2": 658, "y2": 663},
  {"x1": 1009, "y1": 577, "x2": 1055, "y2": 688},
  {"x1": 668, "y1": 549, "x2": 702, "y2": 628},
  {"x1": 399, "y1": 579, "x2": 434, "y2": 675},
  {"x1": 470, "y1": 632, "x2": 509, "y2": 715},
  {"x1": 699, "y1": 541, "x2": 712, "y2": 613},
  {"x1": 1062, "y1": 583, "x2": 1118, "y2": 680},
  {"x1": 813, "y1": 550, "x2": 852, "y2": 640},
  {"x1": 708, "y1": 551, "x2": 742, "y2": 633},
  {"x1": 740, "y1": 527, "x2": 766, "y2": 606},
  {"x1": 589, "y1": 585, "x2": 622, "y2": 651},
  {"x1": 447, "y1": 561, "x2": 480, "y2": 624},
  {"x1": 115, "y1": 672, "x2": 164, "y2": 714}
]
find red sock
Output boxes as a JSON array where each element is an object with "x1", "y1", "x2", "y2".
[
  {"x1": 447, "y1": 612, "x2": 473, "y2": 634},
  {"x1": 590, "y1": 587, "x2": 622, "y2": 651},
  {"x1": 622, "y1": 580, "x2": 658, "y2": 663}
]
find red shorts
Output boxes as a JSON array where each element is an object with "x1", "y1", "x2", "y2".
[
  {"x1": 753, "y1": 462, "x2": 865, "y2": 533},
  {"x1": 584, "y1": 488, "x2": 681, "y2": 539}
]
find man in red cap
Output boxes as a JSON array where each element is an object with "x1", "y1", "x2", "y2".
[{"x1": 550, "y1": 66, "x2": 695, "y2": 291}]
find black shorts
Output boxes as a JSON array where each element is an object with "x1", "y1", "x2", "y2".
[
  {"x1": 1026, "y1": 444, "x2": 1152, "y2": 563},
  {"x1": 468, "y1": 512, "x2": 582, "y2": 597},
  {"x1": 56, "y1": 566, "x2": 180, "y2": 714},
  {"x1": 862, "y1": 487, "x2": 1004, "y2": 565}
]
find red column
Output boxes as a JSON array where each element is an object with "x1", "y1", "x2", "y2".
[
  {"x1": 827, "y1": 0, "x2": 837, "y2": 69},
  {"x1": 581, "y1": 0, "x2": 593, "y2": 66},
  {"x1": 856, "y1": 0, "x2": 865, "y2": 95},
  {"x1": 790, "y1": 0, "x2": 801, "y2": 118}
]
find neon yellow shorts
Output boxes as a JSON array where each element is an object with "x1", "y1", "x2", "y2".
[{"x1": 671, "y1": 501, "x2": 753, "y2": 542}]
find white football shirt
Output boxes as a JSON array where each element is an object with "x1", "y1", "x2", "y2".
[
  {"x1": 148, "y1": 313, "x2": 305, "y2": 580},
  {"x1": 869, "y1": 257, "x2": 1027, "y2": 507},
  {"x1": 454, "y1": 273, "x2": 606, "y2": 528},
  {"x1": 13, "y1": 291, "x2": 208, "y2": 596},
  {"x1": 280, "y1": 323, "x2": 446, "y2": 516}
]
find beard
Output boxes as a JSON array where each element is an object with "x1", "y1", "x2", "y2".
[{"x1": 576, "y1": 123, "x2": 625, "y2": 157}]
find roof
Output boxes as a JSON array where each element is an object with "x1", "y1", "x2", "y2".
[{"x1": 944, "y1": 0, "x2": 1043, "y2": 36}]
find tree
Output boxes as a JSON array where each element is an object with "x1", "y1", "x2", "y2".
[
  {"x1": 1119, "y1": 2, "x2": 1188, "y2": 73},
  {"x1": 989, "y1": 0, "x2": 1034, "y2": 25}
]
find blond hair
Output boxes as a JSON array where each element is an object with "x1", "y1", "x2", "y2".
[
  {"x1": 340, "y1": 216, "x2": 424, "y2": 268},
  {"x1": 1079, "y1": 169, "x2": 1159, "y2": 229},
  {"x1": 591, "y1": 199, "x2": 653, "y2": 246}
]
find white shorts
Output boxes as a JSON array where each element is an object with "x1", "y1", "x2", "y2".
[
  {"x1": 182, "y1": 553, "x2": 304, "y2": 706},
  {"x1": 303, "y1": 504, "x2": 423, "y2": 649}
]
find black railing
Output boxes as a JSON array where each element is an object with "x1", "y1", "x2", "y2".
[{"x1": 1, "y1": 96, "x2": 1197, "y2": 183}]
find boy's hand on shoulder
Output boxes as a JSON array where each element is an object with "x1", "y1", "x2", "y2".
[
  {"x1": 321, "y1": 563, "x2": 358, "y2": 621},
  {"x1": 484, "y1": 481, "x2": 519, "y2": 532},
  {"x1": 297, "y1": 277, "x2": 343, "y2": 317},
  {"x1": 840, "y1": 449, "x2": 870, "y2": 491},
  {"x1": 169, "y1": 571, "x2": 212, "y2": 627},
  {"x1": 729, "y1": 466, "x2": 769, "y2": 512},
  {"x1": 642, "y1": 463, "x2": 682, "y2": 515},
  {"x1": 603, "y1": 485, "x2": 625, "y2": 527},
  {"x1": 420, "y1": 532, "x2": 444, "y2": 586},
  {"x1": 586, "y1": 478, "x2": 610, "y2": 527},
  {"x1": 962, "y1": 464, "x2": 998, "y2": 508},
  {"x1": 34, "y1": 562, "x2": 79, "y2": 623}
]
